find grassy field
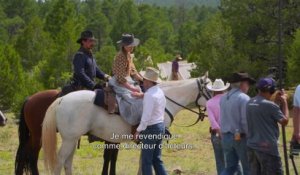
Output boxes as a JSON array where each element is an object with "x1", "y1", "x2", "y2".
[{"x1": 0, "y1": 109, "x2": 299, "y2": 175}]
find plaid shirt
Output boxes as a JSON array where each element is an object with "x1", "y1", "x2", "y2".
[{"x1": 112, "y1": 51, "x2": 138, "y2": 84}]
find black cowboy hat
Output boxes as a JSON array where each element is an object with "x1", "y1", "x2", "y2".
[
  {"x1": 229, "y1": 72, "x2": 256, "y2": 84},
  {"x1": 117, "y1": 34, "x2": 140, "y2": 47},
  {"x1": 76, "y1": 30, "x2": 97, "y2": 44}
]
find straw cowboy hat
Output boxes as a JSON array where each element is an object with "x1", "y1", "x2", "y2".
[
  {"x1": 76, "y1": 30, "x2": 97, "y2": 44},
  {"x1": 206, "y1": 79, "x2": 230, "y2": 92},
  {"x1": 117, "y1": 34, "x2": 140, "y2": 47},
  {"x1": 142, "y1": 67, "x2": 161, "y2": 83}
]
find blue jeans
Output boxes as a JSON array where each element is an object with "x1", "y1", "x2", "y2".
[
  {"x1": 221, "y1": 133, "x2": 249, "y2": 175},
  {"x1": 247, "y1": 148, "x2": 283, "y2": 175},
  {"x1": 140, "y1": 122, "x2": 167, "y2": 175},
  {"x1": 211, "y1": 134, "x2": 225, "y2": 175}
]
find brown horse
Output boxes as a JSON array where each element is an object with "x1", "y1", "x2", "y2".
[
  {"x1": 15, "y1": 89, "x2": 120, "y2": 175},
  {"x1": 15, "y1": 90, "x2": 60, "y2": 175}
]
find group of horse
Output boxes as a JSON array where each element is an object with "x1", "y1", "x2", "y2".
[{"x1": 8, "y1": 73, "x2": 211, "y2": 175}]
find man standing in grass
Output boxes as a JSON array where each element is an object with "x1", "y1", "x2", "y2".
[
  {"x1": 220, "y1": 72, "x2": 255, "y2": 175},
  {"x1": 133, "y1": 67, "x2": 167, "y2": 175},
  {"x1": 291, "y1": 84, "x2": 300, "y2": 150},
  {"x1": 246, "y1": 78, "x2": 289, "y2": 175},
  {"x1": 206, "y1": 79, "x2": 230, "y2": 175}
]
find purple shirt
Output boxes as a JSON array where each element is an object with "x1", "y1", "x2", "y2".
[
  {"x1": 172, "y1": 60, "x2": 179, "y2": 72},
  {"x1": 206, "y1": 94, "x2": 223, "y2": 130}
]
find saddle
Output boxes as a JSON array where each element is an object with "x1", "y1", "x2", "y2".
[
  {"x1": 94, "y1": 86, "x2": 118, "y2": 114},
  {"x1": 104, "y1": 86, "x2": 118, "y2": 114}
]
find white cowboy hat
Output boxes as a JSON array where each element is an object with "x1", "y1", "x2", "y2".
[
  {"x1": 206, "y1": 79, "x2": 230, "y2": 92},
  {"x1": 142, "y1": 67, "x2": 161, "y2": 83}
]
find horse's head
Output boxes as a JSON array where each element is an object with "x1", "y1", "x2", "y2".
[
  {"x1": 159, "y1": 71, "x2": 212, "y2": 108},
  {"x1": 159, "y1": 72, "x2": 212, "y2": 127},
  {"x1": 196, "y1": 71, "x2": 212, "y2": 107},
  {"x1": 0, "y1": 110, "x2": 7, "y2": 127}
]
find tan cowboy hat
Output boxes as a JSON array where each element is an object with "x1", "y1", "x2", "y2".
[
  {"x1": 206, "y1": 79, "x2": 230, "y2": 91},
  {"x1": 142, "y1": 67, "x2": 161, "y2": 83}
]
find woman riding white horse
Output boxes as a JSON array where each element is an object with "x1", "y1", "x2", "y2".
[
  {"x1": 0, "y1": 110, "x2": 7, "y2": 126},
  {"x1": 42, "y1": 73, "x2": 211, "y2": 175}
]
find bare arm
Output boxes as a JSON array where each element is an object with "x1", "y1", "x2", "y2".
[
  {"x1": 292, "y1": 106, "x2": 300, "y2": 137},
  {"x1": 278, "y1": 99, "x2": 289, "y2": 126},
  {"x1": 277, "y1": 90, "x2": 289, "y2": 126}
]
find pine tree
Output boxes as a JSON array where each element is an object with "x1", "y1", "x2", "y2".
[
  {"x1": 189, "y1": 13, "x2": 257, "y2": 79},
  {"x1": 95, "y1": 45, "x2": 116, "y2": 75},
  {"x1": 110, "y1": 0, "x2": 140, "y2": 44},
  {"x1": 1, "y1": 0, "x2": 37, "y2": 23},
  {"x1": 287, "y1": 29, "x2": 300, "y2": 85},
  {"x1": 43, "y1": 0, "x2": 86, "y2": 88},
  {"x1": 80, "y1": 0, "x2": 112, "y2": 51},
  {"x1": 135, "y1": 38, "x2": 171, "y2": 69},
  {"x1": 0, "y1": 45, "x2": 28, "y2": 112},
  {"x1": 15, "y1": 16, "x2": 53, "y2": 70},
  {"x1": 220, "y1": 0, "x2": 300, "y2": 78}
]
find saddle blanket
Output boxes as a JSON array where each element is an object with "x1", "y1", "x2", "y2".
[{"x1": 94, "y1": 89, "x2": 105, "y2": 107}]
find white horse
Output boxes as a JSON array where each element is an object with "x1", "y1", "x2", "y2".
[
  {"x1": 0, "y1": 110, "x2": 7, "y2": 126},
  {"x1": 42, "y1": 74, "x2": 211, "y2": 175}
]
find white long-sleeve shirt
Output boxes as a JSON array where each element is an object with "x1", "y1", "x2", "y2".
[{"x1": 137, "y1": 85, "x2": 166, "y2": 132}]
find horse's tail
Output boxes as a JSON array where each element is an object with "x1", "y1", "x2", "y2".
[
  {"x1": 15, "y1": 98, "x2": 30, "y2": 174},
  {"x1": 42, "y1": 98, "x2": 60, "y2": 173}
]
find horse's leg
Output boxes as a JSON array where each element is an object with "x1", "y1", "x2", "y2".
[
  {"x1": 102, "y1": 142, "x2": 111, "y2": 175},
  {"x1": 16, "y1": 135, "x2": 39, "y2": 175},
  {"x1": 15, "y1": 100, "x2": 30, "y2": 175},
  {"x1": 54, "y1": 139, "x2": 77, "y2": 175},
  {"x1": 102, "y1": 141, "x2": 120, "y2": 175},
  {"x1": 15, "y1": 140, "x2": 31, "y2": 175},
  {"x1": 30, "y1": 150, "x2": 40, "y2": 175},
  {"x1": 64, "y1": 141, "x2": 77, "y2": 175},
  {"x1": 109, "y1": 143, "x2": 119, "y2": 175},
  {"x1": 30, "y1": 136, "x2": 42, "y2": 175}
]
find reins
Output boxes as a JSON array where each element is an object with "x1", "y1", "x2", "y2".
[{"x1": 165, "y1": 78, "x2": 210, "y2": 127}]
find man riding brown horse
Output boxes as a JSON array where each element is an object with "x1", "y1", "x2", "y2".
[
  {"x1": 73, "y1": 30, "x2": 110, "y2": 89},
  {"x1": 65, "y1": 30, "x2": 111, "y2": 142},
  {"x1": 15, "y1": 30, "x2": 113, "y2": 175}
]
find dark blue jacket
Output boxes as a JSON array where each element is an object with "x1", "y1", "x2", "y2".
[{"x1": 72, "y1": 47, "x2": 105, "y2": 90}]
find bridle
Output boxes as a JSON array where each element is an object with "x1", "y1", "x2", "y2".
[{"x1": 165, "y1": 78, "x2": 212, "y2": 127}]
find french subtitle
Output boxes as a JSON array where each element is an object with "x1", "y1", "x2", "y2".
[
  {"x1": 110, "y1": 133, "x2": 181, "y2": 140},
  {"x1": 92, "y1": 143, "x2": 194, "y2": 150},
  {"x1": 93, "y1": 132, "x2": 194, "y2": 150}
]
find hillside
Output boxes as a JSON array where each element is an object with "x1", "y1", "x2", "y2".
[{"x1": 135, "y1": 0, "x2": 220, "y2": 7}]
